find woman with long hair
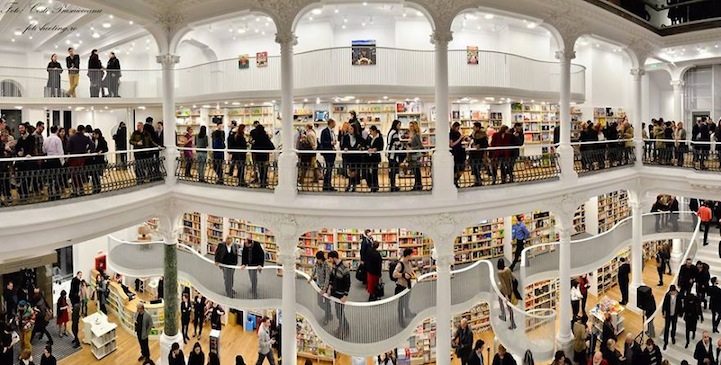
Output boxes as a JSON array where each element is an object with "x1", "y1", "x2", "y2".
[
  {"x1": 386, "y1": 119, "x2": 403, "y2": 191},
  {"x1": 195, "y1": 126, "x2": 208, "y2": 183},
  {"x1": 341, "y1": 123, "x2": 361, "y2": 192},
  {"x1": 183, "y1": 126, "x2": 194, "y2": 177},
  {"x1": 187, "y1": 342, "x2": 204, "y2": 365},
  {"x1": 408, "y1": 121, "x2": 424, "y2": 191},
  {"x1": 87, "y1": 49, "x2": 104, "y2": 97},
  {"x1": 46, "y1": 54, "x2": 63, "y2": 97}
]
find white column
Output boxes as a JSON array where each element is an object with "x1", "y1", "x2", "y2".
[
  {"x1": 275, "y1": 31, "x2": 298, "y2": 200},
  {"x1": 628, "y1": 198, "x2": 644, "y2": 312},
  {"x1": 279, "y1": 251, "x2": 297, "y2": 365},
  {"x1": 631, "y1": 69, "x2": 645, "y2": 166},
  {"x1": 670, "y1": 238, "x2": 684, "y2": 273},
  {"x1": 158, "y1": 217, "x2": 183, "y2": 365},
  {"x1": 503, "y1": 217, "x2": 513, "y2": 263},
  {"x1": 555, "y1": 50, "x2": 578, "y2": 182},
  {"x1": 157, "y1": 54, "x2": 180, "y2": 185},
  {"x1": 555, "y1": 214, "x2": 574, "y2": 354},
  {"x1": 671, "y1": 80, "x2": 685, "y2": 123},
  {"x1": 431, "y1": 30, "x2": 457, "y2": 199},
  {"x1": 435, "y1": 243, "x2": 454, "y2": 365}
]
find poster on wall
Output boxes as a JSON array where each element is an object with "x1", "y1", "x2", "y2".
[
  {"x1": 351, "y1": 40, "x2": 376, "y2": 65},
  {"x1": 238, "y1": 54, "x2": 250, "y2": 69},
  {"x1": 466, "y1": 46, "x2": 479, "y2": 64},
  {"x1": 256, "y1": 52, "x2": 268, "y2": 68}
]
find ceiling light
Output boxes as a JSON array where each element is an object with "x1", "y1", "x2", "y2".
[
  {"x1": 30, "y1": 19, "x2": 38, "y2": 25},
  {"x1": 92, "y1": 31, "x2": 102, "y2": 38},
  {"x1": 343, "y1": 17, "x2": 348, "y2": 23},
  {"x1": 65, "y1": 39, "x2": 70, "y2": 44},
  {"x1": 78, "y1": 40, "x2": 82, "y2": 44},
  {"x1": 361, "y1": 22, "x2": 366, "y2": 27},
  {"x1": 316, "y1": 97, "x2": 320, "y2": 104},
  {"x1": 383, "y1": 96, "x2": 388, "y2": 99},
  {"x1": 104, "y1": 106, "x2": 108, "y2": 109},
  {"x1": 102, "y1": 23, "x2": 111, "y2": 28},
  {"x1": 303, "y1": 98, "x2": 308, "y2": 102},
  {"x1": 224, "y1": 101, "x2": 228, "y2": 105},
  {"x1": 54, "y1": 45, "x2": 57, "y2": 49},
  {"x1": 416, "y1": 10, "x2": 423, "y2": 16},
  {"x1": 90, "y1": 26, "x2": 95, "y2": 31},
  {"x1": 341, "y1": 24, "x2": 346, "y2": 29},
  {"x1": 28, "y1": 15, "x2": 32, "y2": 20},
  {"x1": 192, "y1": 105, "x2": 197, "y2": 108},
  {"x1": 254, "y1": 29, "x2": 259, "y2": 33},
  {"x1": 264, "y1": 22, "x2": 269, "y2": 26},
  {"x1": 308, "y1": 16, "x2": 313, "y2": 21},
  {"x1": 402, "y1": 12, "x2": 407, "y2": 17},
  {"x1": 526, "y1": 22, "x2": 537, "y2": 29},
  {"x1": 35, "y1": 5, "x2": 46, "y2": 11},
  {"x1": 311, "y1": 8, "x2": 322, "y2": 15},
  {"x1": 10, "y1": 38, "x2": 15, "y2": 42},
  {"x1": 595, "y1": 44, "x2": 600, "y2": 48},
  {"x1": 715, "y1": 44, "x2": 719, "y2": 48},
  {"x1": 334, "y1": 8, "x2": 339, "y2": 14},
  {"x1": 129, "y1": 20, "x2": 133, "y2": 25},
  {"x1": 232, "y1": 102, "x2": 240, "y2": 106},
  {"x1": 202, "y1": 104, "x2": 211, "y2": 108},
  {"x1": 362, "y1": 1, "x2": 367, "y2": 5},
  {"x1": 13, "y1": 30, "x2": 21, "y2": 36},
  {"x1": 255, "y1": 17, "x2": 260, "y2": 22},
  {"x1": 484, "y1": 13, "x2": 494, "y2": 19}
]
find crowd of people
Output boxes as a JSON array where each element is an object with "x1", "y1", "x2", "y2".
[
  {"x1": 0, "y1": 116, "x2": 165, "y2": 205},
  {"x1": 576, "y1": 118, "x2": 635, "y2": 171},
  {"x1": 643, "y1": 117, "x2": 721, "y2": 169},
  {"x1": 45, "y1": 47, "x2": 122, "y2": 98}
]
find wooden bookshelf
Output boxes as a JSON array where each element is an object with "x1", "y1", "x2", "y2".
[
  {"x1": 228, "y1": 219, "x2": 277, "y2": 262},
  {"x1": 398, "y1": 229, "x2": 433, "y2": 274},
  {"x1": 573, "y1": 204, "x2": 586, "y2": 236},
  {"x1": 206, "y1": 215, "x2": 224, "y2": 254},
  {"x1": 515, "y1": 211, "x2": 557, "y2": 254},
  {"x1": 453, "y1": 302, "x2": 491, "y2": 333},
  {"x1": 453, "y1": 219, "x2": 505, "y2": 264},
  {"x1": 180, "y1": 212, "x2": 201, "y2": 252},
  {"x1": 591, "y1": 247, "x2": 630, "y2": 296},
  {"x1": 409, "y1": 319, "x2": 436, "y2": 364},
  {"x1": 296, "y1": 316, "x2": 334, "y2": 363},
  {"x1": 524, "y1": 278, "x2": 559, "y2": 330},
  {"x1": 597, "y1": 190, "x2": 630, "y2": 233},
  {"x1": 228, "y1": 106, "x2": 276, "y2": 133},
  {"x1": 297, "y1": 229, "x2": 335, "y2": 272},
  {"x1": 593, "y1": 107, "x2": 626, "y2": 128}
]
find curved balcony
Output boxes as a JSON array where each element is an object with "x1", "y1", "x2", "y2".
[
  {"x1": 521, "y1": 212, "x2": 700, "y2": 284},
  {"x1": 643, "y1": 139, "x2": 720, "y2": 172},
  {"x1": 108, "y1": 237, "x2": 556, "y2": 360},
  {"x1": 0, "y1": 48, "x2": 585, "y2": 101},
  {"x1": 572, "y1": 140, "x2": 636, "y2": 175},
  {"x1": 0, "y1": 148, "x2": 165, "y2": 208}
]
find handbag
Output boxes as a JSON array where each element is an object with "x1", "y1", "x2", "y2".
[
  {"x1": 376, "y1": 280, "x2": 385, "y2": 298},
  {"x1": 355, "y1": 263, "x2": 366, "y2": 282}
]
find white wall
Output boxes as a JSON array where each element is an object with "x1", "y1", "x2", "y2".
[
  {"x1": 450, "y1": 28, "x2": 554, "y2": 61},
  {"x1": 575, "y1": 46, "x2": 632, "y2": 115},
  {"x1": 646, "y1": 70, "x2": 673, "y2": 121}
]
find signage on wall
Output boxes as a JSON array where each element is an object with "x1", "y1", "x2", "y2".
[
  {"x1": 467, "y1": 46, "x2": 479, "y2": 65},
  {"x1": 256, "y1": 52, "x2": 268, "y2": 68},
  {"x1": 351, "y1": 40, "x2": 376, "y2": 65},
  {"x1": 238, "y1": 54, "x2": 250, "y2": 69}
]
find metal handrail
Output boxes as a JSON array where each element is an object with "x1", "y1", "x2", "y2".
[{"x1": 0, "y1": 147, "x2": 163, "y2": 162}]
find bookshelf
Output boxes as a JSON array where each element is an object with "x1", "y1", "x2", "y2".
[
  {"x1": 176, "y1": 108, "x2": 202, "y2": 143},
  {"x1": 82, "y1": 312, "x2": 117, "y2": 359},
  {"x1": 206, "y1": 215, "x2": 224, "y2": 254},
  {"x1": 228, "y1": 106, "x2": 276, "y2": 132},
  {"x1": 104, "y1": 279, "x2": 164, "y2": 338},
  {"x1": 590, "y1": 247, "x2": 630, "y2": 296},
  {"x1": 180, "y1": 212, "x2": 202, "y2": 252},
  {"x1": 409, "y1": 319, "x2": 436, "y2": 364},
  {"x1": 228, "y1": 219, "x2": 278, "y2": 262},
  {"x1": 597, "y1": 190, "x2": 630, "y2": 233},
  {"x1": 570, "y1": 106, "x2": 584, "y2": 141},
  {"x1": 453, "y1": 219, "x2": 505, "y2": 264},
  {"x1": 398, "y1": 229, "x2": 434, "y2": 273},
  {"x1": 332, "y1": 103, "x2": 395, "y2": 130},
  {"x1": 453, "y1": 303, "x2": 491, "y2": 333},
  {"x1": 297, "y1": 229, "x2": 335, "y2": 272},
  {"x1": 573, "y1": 205, "x2": 586, "y2": 236},
  {"x1": 524, "y1": 279, "x2": 559, "y2": 330},
  {"x1": 511, "y1": 103, "x2": 559, "y2": 145},
  {"x1": 514, "y1": 211, "x2": 557, "y2": 255},
  {"x1": 297, "y1": 316, "x2": 335, "y2": 363},
  {"x1": 593, "y1": 107, "x2": 626, "y2": 128}
]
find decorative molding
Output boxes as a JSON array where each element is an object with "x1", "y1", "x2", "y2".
[
  {"x1": 275, "y1": 31, "x2": 298, "y2": 46},
  {"x1": 555, "y1": 50, "x2": 576, "y2": 61},
  {"x1": 156, "y1": 54, "x2": 180, "y2": 67},
  {"x1": 430, "y1": 30, "x2": 453, "y2": 45},
  {"x1": 670, "y1": 79, "x2": 685, "y2": 88},
  {"x1": 251, "y1": 0, "x2": 309, "y2": 36},
  {"x1": 626, "y1": 38, "x2": 658, "y2": 66},
  {"x1": 153, "y1": 1, "x2": 186, "y2": 35},
  {"x1": 545, "y1": 8, "x2": 584, "y2": 51}
]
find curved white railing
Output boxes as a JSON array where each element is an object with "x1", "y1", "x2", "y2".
[
  {"x1": 107, "y1": 235, "x2": 556, "y2": 359},
  {"x1": 0, "y1": 47, "x2": 585, "y2": 99}
]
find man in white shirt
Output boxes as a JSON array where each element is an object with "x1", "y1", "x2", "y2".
[{"x1": 43, "y1": 126, "x2": 65, "y2": 200}]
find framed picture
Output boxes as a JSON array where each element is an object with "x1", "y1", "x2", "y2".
[
  {"x1": 466, "y1": 46, "x2": 479, "y2": 65},
  {"x1": 256, "y1": 52, "x2": 268, "y2": 68},
  {"x1": 351, "y1": 40, "x2": 376, "y2": 65},
  {"x1": 238, "y1": 54, "x2": 249, "y2": 69}
]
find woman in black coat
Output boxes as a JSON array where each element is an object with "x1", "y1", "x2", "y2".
[
  {"x1": 90, "y1": 129, "x2": 109, "y2": 194},
  {"x1": 187, "y1": 342, "x2": 204, "y2": 365},
  {"x1": 192, "y1": 295, "x2": 206, "y2": 338},
  {"x1": 341, "y1": 123, "x2": 362, "y2": 192},
  {"x1": 87, "y1": 49, "x2": 104, "y2": 97},
  {"x1": 684, "y1": 293, "x2": 703, "y2": 348},
  {"x1": 180, "y1": 293, "x2": 192, "y2": 343},
  {"x1": 46, "y1": 54, "x2": 63, "y2": 97},
  {"x1": 104, "y1": 52, "x2": 121, "y2": 97},
  {"x1": 250, "y1": 125, "x2": 274, "y2": 188}
]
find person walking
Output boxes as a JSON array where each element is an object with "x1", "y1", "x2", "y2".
[
  {"x1": 31, "y1": 288, "x2": 53, "y2": 346},
  {"x1": 365, "y1": 241, "x2": 383, "y2": 301},
  {"x1": 87, "y1": 49, "x2": 104, "y2": 97},
  {"x1": 698, "y1": 201, "x2": 713, "y2": 247},
  {"x1": 684, "y1": 293, "x2": 702, "y2": 348},
  {"x1": 509, "y1": 215, "x2": 530, "y2": 271},
  {"x1": 393, "y1": 248, "x2": 416, "y2": 326},
  {"x1": 135, "y1": 302, "x2": 153, "y2": 362},
  {"x1": 65, "y1": 47, "x2": 80, "y2": 97},
  {"x1": 327, "y1": 251, "x2": 350, "y2": 338},
  {"x1": 693, "y1": 331, "x2": 714, "y2": 365},
  {"x1": 467, "y1": 340, "x2": 485, "y2": 365},
  {"x1": 241, "y1": 239, "x2": 265, "y2": 298},
  {"x1": 662, "y1": 285, "x2": 683, "y2": 350},
  {"x1": 452, "y1": 318, "x2": 474, "y2": 365},
  {"x1": 679, "y1": 258, "x2": 697, "y2": 296},
  {"x1": 180, "y1": 293, "x2": 191, "y2": 344},
  {"x1": 697, "y1": 261, "x2": 711, "y2": 310},
  {"x1": 168, "y1": 342, "x2": 185, "y2": 365},
  {"x1": 309, "y1": 251, "x2": 332, "y2": 324},
  {"x1": 708, "y1": 277, "x2": 721, "y2": 333},
  {"x1": 187, "y1": 342, "x2": 204, "y2": 365},
  {"x1": 255, "y1": 317, "x2": 276, "y2": 365},
  {"x1": 104, "y1": 52, "x2": 121, "y2": 97},
  {"x1": 496, "y1": 258, "x2": 517, "y2": 330},
  {"x1": 55, "y1": 291, "x2": 69, "y2": 337},
  {"x1": 214, "y1": 237, "x2": 239, "y2": 298}
]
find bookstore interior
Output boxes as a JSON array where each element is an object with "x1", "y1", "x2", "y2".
[{"x1": 1, "y1": 0, "x2": 720, "y2": 365}]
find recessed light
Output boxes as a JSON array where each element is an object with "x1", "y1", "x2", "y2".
[
  {"x1": 232, "y1": 102, "x2": 240, "y2": 106},
  {"x1": 92, "y1": 32, "x2": 100, "y2": 38},
  {"x1": 102, "y1": 23, "x2": 111, "y2": 28},
  {"x1": 10, "y1": 38, "x2": 14, "y2": 42},
  {"x1": 311, "y1": 8, "x2": 322, "y2": 15},
  {"x1": 526, "y1": 22, "x2": 537, "y2": 29},
  {"x1": 303, "y1": 98, "x2": 308, "y2": 102},
  {"x1": 13, "y1": 30, "x2": 21, "y2": 36},
  {"x1": 341, "y1": 24, "x2": 346, "y2": 29},
  {"x1": 109, "y1": 15, "x2": 114, "y2": 19},
  {"x1": 402, "y1": 12, "x2": 407, "y2": 17},
  {"x1": 308, "y1": 16, "x2": 313, "y2": 21},
  {"x1": 343, "y1": 17, "x2": 348, "y2": 23},
  {"x1": 485, "y1": 14, "x2": 494, "y2": 19},
  {"x1": 361, "y1": 22, "x2": 366, "y2": 27},
  {"x1": 334, "y1": 8, "x2": 339, "y2": 14},
  {"x1": 129, "y1": 20, "x2": 134, "y2": 25},
  {"x1": 255, "y1": 17, "x2": 260, "y2": 22},
  {"x1": 362, "y1": 1, "x2": 367, "y2": 5},
  {"x1": 237, "y1": 28, "x2": 246, "y2": 34}
]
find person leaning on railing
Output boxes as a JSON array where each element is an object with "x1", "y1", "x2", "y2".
[
  {"x1": 407, "y1": 121, "x2": 424, "y2": 191},
  {"x1": 620, "y1": 118, "x2": 634, "y2": 165},
  {"x1": 319, "y1": 119, "x2": 337, "y2": 192},
  {"x1": 341, "y1": 123, "x2": 362, "y2": 192},
  {"x1": 66, "y1": 125, "x2": 92, "y2": 197},
  {"x1": 386, "y1": 120, "x2": 403, "y2": 192},
  {"x1": 46, "y1": 54, "x2": 63, "y2": 98},
  {"x1": 366, "y1": 126, "x2": 383, "y2": 192},
  {"x1": 674, "y1": 121, "x2": 687, "y2": 167},
  {"x1": 250, "y1": 125, "x2": 274, "y2": 188},
  {"x1": 227, "y1": 124, "x2": 248, "y2": 187},
  {"x1": 89, "y1": 129, "x2": 109, "y2": 194},
  {"x1": 450, "y1": 122, "x2": 467, "y2": 188}
]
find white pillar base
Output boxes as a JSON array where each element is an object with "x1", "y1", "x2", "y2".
[
  {"x1": 627, "y1": 283, "x2": 643, "y2": 314},
  {"x1": 432, "y1": 151, "x2": 457, "y2": 200},
  {"x1": 556, "y1": 144, "x2": 578, "y2": 183},
  {"x1": 158, "y1": 332, "x2": 184, "y2": 365},
  {"x1": 275, "y1": 152, "x2": 298, "y2": 201},
  {"x1": 555, "y1": 333, "x2": 574, "y2": 359}
]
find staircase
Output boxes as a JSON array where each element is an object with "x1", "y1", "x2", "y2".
[{"x1": 662, "y1": 234, "x2": 720, "y2": 364}]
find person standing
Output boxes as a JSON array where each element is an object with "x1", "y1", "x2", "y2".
[
  {"x1": 698, "y1": 201, "x2": 713, "y2": 247},
  {"x1": 708, "y1": 277, "x2": 721, "y2": 333},
  {"x1": 359, "y1": 229, "x2": 373, "y2": 284},
  {"x1": 697, "y1": 261, "x2": 711, "y2": 310},
  {"x1": 105, "y1": 52, "x2": 121, "y2": 97},
  {"x1": 571, "y1": 279, "x2": 582, "y2": 320},
  {"x1": 662, "y1": 285, "x2": 683, "y2": 350},
  {"x1": 192, "y1": 295, "x2": 206, "y2": 338},
  {"x1": 187, "y1": 342, "x2": 204, "y2": 365},
  {"x1": 135, "y1": 302, "x2": 153, "y2": 362},
  {"x1": 214, "y1": 238, "x2": 239, "y2": 298},
  {"x1": 67, "y1": 125, "x2": 92, "y2": 196},
  {"x1": 491, "y1": 344, "x2": 516, "y2": 365},
  {"x1": 386, "y1": 119, "x2": 403, "y2": 192},
  {"x1": 684, "y1": 293, "x2": 703, "y2": 348},
  {"x1": 180, "y1": 294, "x2": 192, "y2": 344},
  {"x1": 42, "y1": 126, "x2": 64, "y2": 200},
  {"x1": 227, "y1": 125, "x2": 247, "y2": 187},
  {"x1": 508, "y1": 122, "x2": 525, "y2": 183},
  {"x1": 31, "y1": 288, "x2": 53, "y2": 346},
  {"x1": 327, "y1": 251, "x2": 350, "y2": 338},
  {"x1": 407, "y1": 121, "x2": 424, "y2": 191},
  {"x1": 55, "y1": 291, "x2": 69, "y2": 337},
  {"x1": 309, "y1": 251, "x2": 332, "y2": 324},
  {"x1": 39, "y1": 345, "x2": 56, "y2": 365},
  {"x1": 255, "y1": 317, "x2": 276, "y2": 365},
  {"x1": 679, "y1": 258, "x2": 697, "y2": 296},
  {"x1": 87, "y1": 49, "x2": 104, "y2": 97},
  {"x1": 90, "y1": 129, "x2": 109, "y2": 194},
  {"x1": 112, "y1": 122, "x2": 128, "y2": 166},
  {"x1": 452, "y1": 318, "x2": 474, "y2": 365},
  {"x1": 623, "y1": 333, "x2": 641, "y2": 365},
  {"x1": 3, "y1": 281, "x2": 17, "y2": 324},
  {"x1": 467, "y1": 339, "x2": 485, "y2": 365},
  {"x1": 46, "y1": 54, "x2": 63, "y2": 97},
  {"x1": 572, "y1": 317, "x2": 588, "y2": 364},
  {"x1": 250, "y1": 125, "x2": 274, "y2": 188},
  {"x1": 496, "y1": 258, "x2": 517, "y2": 330},
  {"x1": 65, "y1": 47, "x2": 80, "y2": 97},
  {"x1": 693, "y1": 331, "x2": 714, "y2": 365},
  {"x1": 195, "y1": 126, "x2": 208, "y2": 183},
  {"x1": 366, "y1": 125, "x2": 383, "y2": 192},
  {"x1": 241, "y1": 239, "x2": 265, "y2": 299},
  {"x1": 96, "y1": 273, "x2": 109, "y2": 314},
  {"x1": 168, "y1": 342, "x2": 185, "y2": 365},
  {"x1": 449, "y1": 121, "x2": 467, "y2": 187},
  {"x1": 211, "y1": 128, "x2": 225, "y2": 185},
  {"x1": 509, "y1": 215, "x2": 530, "y2": 271},
  {"x1": 319, "y1": 119, "x2": 337, "y2": 191},
  {"x1": 469, "y1": 122, "x2": 489, "y2": 187},
  {"x1": 365, "y1": 241, "x2": 383, "y2": 301},
  {"x1": 675, "y1": 121, "x2": 687, "y2": 166},
  {"x1": 393, "y1": 248, "x2": 416, "y2": 327},
  {"x1": 617, "y1": 257, "x2": 630, "y2": 305}
]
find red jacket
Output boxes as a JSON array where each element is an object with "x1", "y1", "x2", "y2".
[{"x1": 490, "y1": 132, "x2": 513, "y2": 159}]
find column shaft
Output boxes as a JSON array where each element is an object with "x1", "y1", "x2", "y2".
[
  {"x1": 157, "y1": 55, "x2": 179, "y2": 184},
  {"x1": 557, "y1": 225, "x2": 573, "y2": 343},
  {"x1": 631, "y1": 69, "x2": 645, "y2": 165},
  {"x1": 436, "y1": 257, "x2": 452, "y2": 365},
  {"x1": 275, "y1": 35, "x2": 298, "y2": 199},
  {"x1": 555, "y1": 51, "x2": 577, "y2": 181},
  {"x1": 163, "y1": 243, "x2": 178, "y2": 336},
  {"x1": 281, "y1": 255, "x2": 297, "y2": 364},
  {"x1": 431, "y1": 32, "x2": 457, "y2": 198},
  {"x1": 671, "y1": 80, "x2": 685, "y2": 123}
]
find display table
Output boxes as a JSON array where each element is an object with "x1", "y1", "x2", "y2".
[
  {"x1": 81, "y1": 312, "x2": 118, "y2": 359},
  {"x1": 590, "y1": 297, "x2": 625, "y2": 336}
]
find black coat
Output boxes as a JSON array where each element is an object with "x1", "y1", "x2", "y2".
[
  {"x1": 40, "y1": 354, "x2": 56, "y2": 365},
  {"x1": 492, "y1": 354, "x2": 516, "y2": 365},
  {"x1": 193, "y1": 297, "x2": 205, "y2": 322},
  {"x1": 684, "y1": 294, "x2": 702, "y2": 323},
  {"x1": 227, "y1": 133, "x2": 247, "y2": 160},
  {"x1": 69, "y1": 277, "x2": 81, "y2": 305},
  {"x1": 694, "y1": 339, "x2": 714, "y2": 365},
  {"x1": 365, "y1": 247, "x2": 382, "y2": 277},
  {"x1": 679, "y1": 263, "x2": 697, "y2": 289},
  {"x1": 168, "y1": 350, "x2": 186, "y2": 365},
  {"x1": 180, "y1": 301, "x2": 192, "y2": 323},
  {"x1": 113, "y1": 126, "x2": 127, "y2": 150},
  {"x1": 662, "y1": 292, "x2": 683, "y2": 318},
  {"x1": 366, "y1": 134, "x2": 383, "y2": 163},
  {"x1": 106, "y1": 57, "x2": 121, "y2": 75},
  {"x1": 214, "y1": 242, "x2": 238, "y2": 266},
  {"x1": 241, "y1": 242, "x2": 265, "y2": 267},
  {"x1": 618, "y1": 263, "x2": 630, "y2": 284},
  {"x1": 708, "y1": 285, "x2": 721, "y2": 312},
  {"x1": 453, "y1": 326, "x2": 473, "y2": 360},
  {"x1": 467, "y1": 352, "x2": 484, "y2": 365},
  {"x1": 187, "y1": 351, "x2": 204, "y2": 365},
  {"x1": 91, "y1": 137, "x2": 109, "y2": 164}
]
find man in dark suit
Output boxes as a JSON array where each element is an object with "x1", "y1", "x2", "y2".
[
  {"x1": 241, "y1": 239, "x2": 265, "y2": 299},
  {"x1": 617, "y1": 257, "x2": 630, "y2": 305},
  {"x1": 366, "y1": 125, "x2": 384, "y2": 192},
  {"x1": 708, "y1": 277, "x2": 721, "y2": 333},
  {"x1": 319, "y1": 119, "x2": 337, "y2": 191},
  {"x1": 679, "y1": 258, "x2": 697, "y2": 296},
  {"x1": 662, "y1": 285, "x2": 684, "y2": 350},
  {"x1": 214, "y1": 237, "x2": 239, "y2": 298},
  {"x1": 467, "y1": 339, "x2": 485, "y2": 365},
  {"x1": 694, "y1": 331, "x2": 714, "y2": 365}
]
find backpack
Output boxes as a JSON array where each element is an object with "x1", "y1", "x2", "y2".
[
  {"x1": 297, "y1": 133, "x2": 312, "y2": 150},
  {"x1": 388, "y1": 260, "x2": 404, "y2": 282}
]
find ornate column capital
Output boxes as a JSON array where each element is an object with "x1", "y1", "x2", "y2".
[
  {"x1": 275, "y1": 31, "x2": 298, "y2": 46},
  {"x1": 156, "y1": 54, "x2": 180, "y2": 67},
  {"x1": 555, "y1": 50, "x2": 576, "y2": 61},
  {"x1": 430, "y1": 30, "x2": 453, "y2": 45},
  {"x1": 277, "y1": 252, "x2": 297, "y2": 267},
  {"x1": 670, "y1": 79, "x2": 685, "y2": 89},
  {"x1": 630, "y1": 68, "x2": 646, "y2": 79},
  {"x1": 545, "y1": 10, "x2": 583, "y2": 52},
  {"x1": 627, "y1": 38, "x2": 657, "y2": 67},
  {"x1": 554, "y1": 193, "x2": 584, "y2": 231}
]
